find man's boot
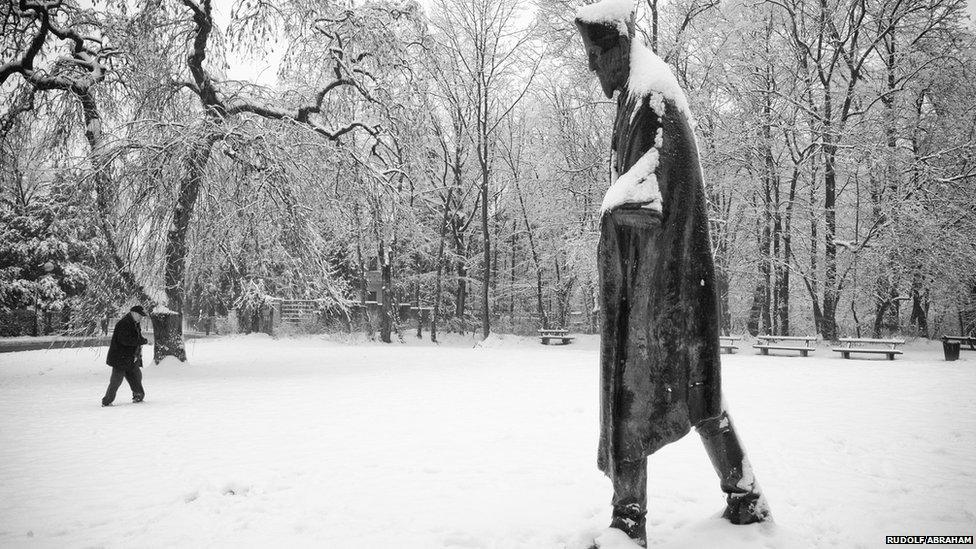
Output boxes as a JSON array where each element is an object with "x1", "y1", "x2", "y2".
[{"x1": 697, "y1": 411, "x2": 771, "y2": 525}]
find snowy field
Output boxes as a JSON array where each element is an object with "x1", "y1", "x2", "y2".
[{"x1": 1, "y1": 334, "x2": 974, "y2": 548}]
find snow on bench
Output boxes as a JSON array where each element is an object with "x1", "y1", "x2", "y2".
[
  {"x1": 720, "y1": 335, "x2": 742, "y2": 354},
  {"x1": 832, "y1": 338, "x2": 905, "y2": 360},
  {"x1": 538, "y1": 329, "x2": 574, "y2": 345},
  {"x1": 942, "y1": 335, "x2": 976, "y2": 351},
  {"x1": 753, "y1": 335, "x2": 817, "y2": 357}
]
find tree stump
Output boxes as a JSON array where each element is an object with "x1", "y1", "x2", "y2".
[{"x1": 150, "y1": 311, "x2": 186, "y2": 363}]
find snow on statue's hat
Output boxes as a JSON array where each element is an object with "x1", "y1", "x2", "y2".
[
  {"x1": 130, "y1": 305, "x2": 147, "y2": 316},
  {"x1": 574, "y1": 0, "x2": 635, "y2": 49}
]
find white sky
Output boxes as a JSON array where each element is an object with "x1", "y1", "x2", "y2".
[
  {"x1": 219, "y1": 0, "x2": 976, "y2": 85},
  {"x1": 212, "y1": 1, "x2": 283, "y2": 86}
]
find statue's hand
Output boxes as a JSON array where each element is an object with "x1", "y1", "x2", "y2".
[
  {"x1": 601, "y1": 148, "x2": 662, "y2": 215},
  {"x1": 608, "y1": 204, "x2": 663, "y2": 228}
]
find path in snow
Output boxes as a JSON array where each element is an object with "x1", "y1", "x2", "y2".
[{"x1": 0, "y1": 334, "x2": 973, "y2": 548}]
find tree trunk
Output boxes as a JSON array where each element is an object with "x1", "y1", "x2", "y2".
[
  {"x1": 801, "y1": 275, "x2": 825, "y2": 334},
  {"x1": 851, "y1": 299, "x2": 862, "y2": 337},
  {"x1": 873, "y1": 29, "x2": 900, "y2": 339},
  {"x1": 513, "y1": 177, "x2": 547, "y2": 329},
  {"x1": 455, "y1": 242, "x2": 467, "y2": 332},
  {"x1": 150, "y1": 310, "x2": 186, "y2": 362},
  {"x1": 822, "y1": 94, "x2": 839, "y2": 341},
  {"x1": 160, "y1": 129, "x2": 219, "y2": 362},
  {"x1": 431, "y1": 188, "x2": 454, "y2": 343},
  {"x1": 650, "y1": 0, "x2": 659, "y2": 53},
  {"x1": 554, "y1": 255, "x2": 563, "y2": 328},
  {"x1": 491, "y1": 209, "x2": 500, "y2": 294},
  {"x1": 778, "y1": 234, "x2": 791, "y2": 335},
  {"x1": 354, "y1": 204, "x2": 374, "y2": 339},
  {"x1": 909, "y1": 274, "x2": 928, "y2": 336},
  {"x1": 778, "y1": 170, "x2": 799, "y2": 336},
  {"x1": 509, "y1": 225, "x2": 517, "y2": 320},
  {"x1": 873, "y1": 281, "x2": 896, "y2": 337},
  {"x1": 762, "y1": 52, "x2": 779, "y2": 335},
  {"x1": 476, "y1": 61, "x2": 491, "y2": 341},
  {"x1": 747, "y1": 282, "x2": 767, "y2": 336},
  {"x1": 809, "y1": 162, "x2": 821, "y2": 334},
  {"x1": 748, "y1": 190, "x2": 772, "y2": 336},
  {"x1": 415, "y1": 281, "x2": 423, "y2": 339},
  {"x1": 715, "y1": 264, "x2": 732, "y2": 335},
  {"x1": 379, "y1": 240, "x2": 393, "y2": 343},
  {"x1": 479, "y1": 161, "x2": 490, "y2": 340}
]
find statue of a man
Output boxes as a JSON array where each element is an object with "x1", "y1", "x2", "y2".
[{"x1": 574, "y1": 2, "x2": 771, "y2": 546}]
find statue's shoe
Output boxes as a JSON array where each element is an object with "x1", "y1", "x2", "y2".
[
  {"x1": 586, "y1": 526, "x2": 647, "y2": 548},
  {"x1": 723, "y1": 492, "x2": 772, "y2": 525},
  {"x1": 608, "y1": 515, "x2": 646, "y2": 547}
]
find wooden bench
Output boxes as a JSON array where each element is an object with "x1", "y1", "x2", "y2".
[
  {"x1": 539, "y1": 329, "x2": 574, "y2": 345},
  {"x1": 943, "y1": 335, "x2": 976, "y2": 351},
  {"x1": 719, "y1": 335, "x2": 742, "y2": 354},
  {"x1": 832, "y1": 338, "x2": 905, "y2": 360},
  {"x1": 753, "y1": 335, "x2": 817, "y2": 357}
]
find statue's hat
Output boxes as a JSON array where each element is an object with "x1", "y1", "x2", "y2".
[{"x1": 574, "y1": 0, "x2": 636, "y2": 49}]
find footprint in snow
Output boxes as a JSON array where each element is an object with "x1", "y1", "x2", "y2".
[{"x1": 222, "y1": 483, "x2": 250, "y2": 496}]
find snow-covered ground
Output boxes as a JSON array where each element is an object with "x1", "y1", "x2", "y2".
[{"x1": 1, "y1": 334, "x2": 973, "y2": 548}]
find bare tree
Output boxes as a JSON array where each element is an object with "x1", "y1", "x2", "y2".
[{"x1": 430, "y1": 0, "x2": 541, "y2": 339}]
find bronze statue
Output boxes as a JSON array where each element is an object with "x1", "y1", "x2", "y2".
[{"x1": 575, "y1": 2, "x2": 771, "y2": 546}]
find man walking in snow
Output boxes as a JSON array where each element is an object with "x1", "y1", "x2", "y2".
[
  {"x1": 575, "y1": 1, "x2": 771, "y2": 545},
  {"x1": 102, "y1": 305, "x2": 149, "y2": 406}
]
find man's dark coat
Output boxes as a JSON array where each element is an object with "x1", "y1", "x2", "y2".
[
  {"x1": 597, "y1": 90, "x2": 723, "y2": 476},
  {"x1": 106, "y1": 314, "x2": 146, "y2": 369}
]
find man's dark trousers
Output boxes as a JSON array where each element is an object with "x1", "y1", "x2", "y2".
[{"x1": 102, "y1": 359, "x2": 144, "y2": 405}]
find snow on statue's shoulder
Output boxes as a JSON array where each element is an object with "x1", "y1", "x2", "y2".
[
  {"x1": 628, "y1": 42, "x2": 692, "y2": 120},
  {"x1": 600, "y1": 43, "x2": 694, "y2": 215},
  {"x1": 575, "y1": 0, "x2": 633, "y2": 34}
]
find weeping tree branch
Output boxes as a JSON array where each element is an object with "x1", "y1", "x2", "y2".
[
  {"x1": 149, "y1": 0, "x2": 395, "y2": 350},
  {"x1": 1, "y1": 0, "x2": 153, "y2": 307}
]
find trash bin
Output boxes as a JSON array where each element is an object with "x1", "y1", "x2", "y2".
[{"x1": 943, "y1": 339, "x2": 961, "y2": 361}]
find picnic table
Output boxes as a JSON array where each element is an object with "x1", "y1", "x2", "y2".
[
  {"x1": 832, "y1": 338, "x2": 905, "y2": 360},
  {"x1": 942, "y1": 335, "x2": 976, "y2": 351},
  {"x1": 719, "y1": 335, "x2": 742, "y2": 354},
  {"x1": 753, "y1": 335, "x2": 817, "y2": 357},
  {"x1": 538, "y1": 329, "x2": 574, "y2": 345},
  {"x1": 942, "y1": 335, "x2": 976, "y2": 360}
]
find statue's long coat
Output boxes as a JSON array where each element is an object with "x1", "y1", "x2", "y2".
[{"x1": 597, "y1": 90, "x2": 723, "y2": 476}]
